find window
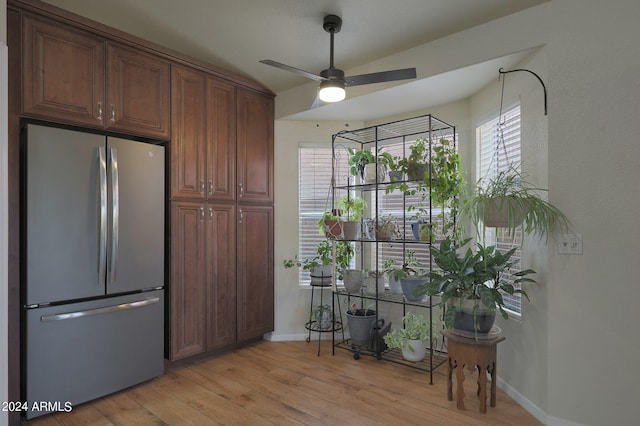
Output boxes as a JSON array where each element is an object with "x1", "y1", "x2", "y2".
[
  {"x1": 297, "y1": 145, "x2": 334, "y2": 283},
  {"x1": 477, "y1": 105, "x2": 523, "y2": 313}
]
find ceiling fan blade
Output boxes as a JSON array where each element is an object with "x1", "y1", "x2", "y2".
[
  {"x1": 345, "y1": 68, "x2": 417, "y2": 87},
  {"x1": 259, "y1": 59, "x2": 326, "y2": 82}
]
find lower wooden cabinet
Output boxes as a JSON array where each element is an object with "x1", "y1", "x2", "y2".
[
  {"x1": 169, "y1": 201, "x2": 272, "y2": 360},
  {"x1": 237, "y1": 205, "x2": 274, "y2": 341}
]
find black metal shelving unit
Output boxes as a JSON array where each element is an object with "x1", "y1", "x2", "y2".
[{"x1": 328, "y1": 114, "x2": 457, "y2": 384}]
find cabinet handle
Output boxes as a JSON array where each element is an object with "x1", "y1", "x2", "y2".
[
  {"x1": 239, "y1": 209, "x2": 243, "y2": 224},
  {"x1": 208, "y1": 179, "x2": 213, "y2": 195},
  {"x1": 209, "y1": 207, "x2": 213, "y2": 222},
  {"x1": 239, "y1": 182, "x2": 244, "y2": 197},
  {"x1": 97, "y1": 102, "x2": 103, "y2": 121},
  {"x1": 200, "y1": 207, "x2": 205, "y2": 222},
  {"x1": 200, "y1": 179, "x2": 205, "y2": 194},
  {"x1": 110, "y1": 104, "x2": 116, "y2": 122}
]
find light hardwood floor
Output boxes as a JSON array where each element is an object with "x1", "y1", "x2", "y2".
[{"x1": 26, "y1": 340, "x2": 541, "y2": 425}]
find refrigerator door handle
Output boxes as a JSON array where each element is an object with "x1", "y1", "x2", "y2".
[
  {"x1": 108, "y1": 147, "x2": 119, "y2": 284},
  {"x1": 98, "y1": 148, "x2": 107, "y2": 285},
  {"x1": 39, "y1": 297, "x2": 160, "y2": 322}
]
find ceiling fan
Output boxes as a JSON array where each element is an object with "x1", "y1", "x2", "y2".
[{"x1": 260, "y1": 14, "x2": 417, "y2": 103}]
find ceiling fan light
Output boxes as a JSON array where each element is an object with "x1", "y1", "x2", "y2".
[{"x1": 319, "y1": 80, "x2": 346, "y2": 102}]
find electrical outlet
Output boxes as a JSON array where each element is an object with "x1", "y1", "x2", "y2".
[{"x1": 558, "y1": 234, "x2": 583, "y2": 255}]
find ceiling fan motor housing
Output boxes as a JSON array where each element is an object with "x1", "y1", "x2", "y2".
[{"x1": 323, "y1": 14, "x2": 342, "y2": 33}]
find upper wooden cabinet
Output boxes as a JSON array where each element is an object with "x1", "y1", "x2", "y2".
[
  {"x1": 237, "y1": 88, "x2": 274, "y2": 204},
  {"x1": 171, "y1": 64, "x2": 237, "y2": 201},
  {"x1": 22, "y1": 14, "x2": 170, "y2": 139}
]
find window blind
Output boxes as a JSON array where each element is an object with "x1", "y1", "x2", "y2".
[{"x1": 477, "y1": 105, "x2": 523, "y2": 313}]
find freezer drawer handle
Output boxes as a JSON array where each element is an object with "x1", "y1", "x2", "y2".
[{"x1": 40, "y1": 297, "x2": 160, "y2": 323}]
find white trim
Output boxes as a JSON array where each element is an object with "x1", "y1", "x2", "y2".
[{"x1": 497, "y1": 376, "x2": 548, "y2": 424}]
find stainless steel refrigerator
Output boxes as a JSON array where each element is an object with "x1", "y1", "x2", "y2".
[{"x1": 23, "y1": 124, "x2": 165, "y2": 419}]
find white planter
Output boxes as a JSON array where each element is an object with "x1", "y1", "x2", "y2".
[
  {"x1": 309, "y1": 265, "x2": 332, "y2": 286},
  {"x1": 363, "y1": 163, "x2": 386, "y2": 184},
  {"x1": 343, "y1": 269, "x2": 364, "y2": 293},
  {"x1": 388, "y1": 276, "x2": 402, "y2": 293},
  {"x1": 364, "y1": 276, "x2": 385, "y2": 295},
  {"x1": 401, "y1": 339, "x2": 427, "y2": 362}
]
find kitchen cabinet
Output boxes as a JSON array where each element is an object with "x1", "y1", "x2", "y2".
[
  {"x1": 22, "y1": 14, "x2": 170, "y2": 139},
  {"x1": 169, "y1": 201, "x2": 237, "y2": 359},
  {"x1": 236, "y1": 88, "x2": 274, "y2": 203},
  {"x1": 237, "y1": 205, "x2": 274, "y2": 341},
  {"x1": 169, "y1": 66, "x2": 274, "y2": 361},
  {"x1": 171, "y1": 65, "x2": 236, "y2": 201}
]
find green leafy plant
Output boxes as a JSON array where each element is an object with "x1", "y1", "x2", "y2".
[
  {"x1": 416, "y1": 237, "x2": 537, "y2": 331},
  {"x1": 462, "y1": 166, "x2": 569, "y2": 241},
  {"x1": 382, "y1": 251, "x2": 424, "y2": 281},
  {"x1": 347, "y1": 147, "x2": 375, "y2": 179},
  {"x1": 383, "y1": 312, "x2": 432, "y2": 351},
  {"x1": 339, "y1": 195, "x2": 367, "y2": 222},
  {"x1": 317, "y1": 209, "x2": 342, "y2": 234},
  {"x1": 284, "y1": 240, "x2": 353, "y2": 280}
]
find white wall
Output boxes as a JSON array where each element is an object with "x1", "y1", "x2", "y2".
[{"x1": 274, "y1": 1, "x2": 640, "y2": 425}]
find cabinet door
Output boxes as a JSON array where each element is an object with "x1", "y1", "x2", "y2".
[
  {"x1": 106, "y1": 43, "x2": 171, "y2": 139},
  {"x1": 171, "y1": 65, "x2": 207, "y2": 200},
  {"x1": 206, "y1": 77, "x2": 237, "y2": 201},
  {"x1": 22, "y1": 15, "x2": 105, "y2": 128},
  {"x1": 206, "y1": 203, "x2": 237, "y2": 349},
  {"x1": 236, "y1": 88, "x2": 274, "y2": 203},
  {"x1": 169, "y1": 201, "x2": 207, "y2": 360},
  {"x1": 237, "y1": 205, "x2": 274, "y2": 341}
]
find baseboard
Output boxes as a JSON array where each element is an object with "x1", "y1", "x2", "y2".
[
  {"x1": 264, "y1": 332, "x2": 344, "y2": 342},
  {"x1": 496, "y1": 377, "x2": 548, "y2": 424}
]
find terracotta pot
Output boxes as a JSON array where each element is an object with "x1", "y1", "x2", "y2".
[
  {"x1": 323, "y1": 219, "x2": 343, "y2": 239},
  {"x1": 341, "y1": 221, "x2": 360, "y2": 240}
]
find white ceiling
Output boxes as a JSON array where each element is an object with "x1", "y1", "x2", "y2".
[{"x1": 43, "y1": 0, "x2": 548, "y2": 121}]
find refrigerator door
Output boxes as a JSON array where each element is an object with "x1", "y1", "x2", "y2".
[
  {"x1": 25, "y1": 125, "x2": 106, "y2": 305},
  {"x1": 106, "y1": 137, "x2": 165, "y2": 294},
  {"x1": 25, "y1": 290, "x2": 164, "y2": 419}
]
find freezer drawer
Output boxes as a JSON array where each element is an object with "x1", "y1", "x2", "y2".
[{"x1": 25, "y1": 291, "x2": 164, "y2": 419}]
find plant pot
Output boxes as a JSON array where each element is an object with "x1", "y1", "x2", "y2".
[
  {"x1": 309, "y1": 265, "x2": 332, "y2": 286},
  {"x1": 364, "y1": 276, "x2": 385, "y2": 295},
  {"x1": 401, "y1": 339, "x2": 427, "y2": 362},
  {"x1": 411, "y1": 222, "x2": 434, "y2": 241},
  {"x1": 400, "y1": 277, "x2": 428, "y2": 302},
  {"x1": 407, "y1": 162, "x2": 427, "y2": 181},
  {"x1": 342, "y1": 221, "x2": 360, "y2": 240},
  {"x1": 376, "y1": 222, "x2": 395, "y2": 240},
  {"x1": 448, "y1": 297, "x2": 497, "y2": 335},
  {"x1": 387, "y1": 276, "x2": 402, "y2": 293},
  {"x1": 388, "y1": 170, "x2": 404, "y2": 182},
  {"x1": 318, "y1": 310, "x2": 333, "y2": 330},
  {"x1": 481, "y1": 197, "x2": 526, "y2": 228},
  {"x1": 343, "y1": 269, "x2": 364, "y2": 293},
  {"x1": 323, "y1": 219, "x2": 343, "y2": 239},
  {"x1": 346, "y1": 309, "x2": 377, "y2": 346},
  {"x1": 363, "y1": 219, "x2": 376, "y2": 239},
  {"x1": 363, "y1": 163, "x2": 386, "y2": 184}
]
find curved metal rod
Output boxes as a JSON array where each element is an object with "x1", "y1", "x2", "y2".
[{"x1": 499, "y1": 67, "x2": 548, "y2": 115}]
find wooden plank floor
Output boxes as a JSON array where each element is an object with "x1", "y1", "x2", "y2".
[{"x1": 26, "y1": 340, "x2": 542, "y2": 425}]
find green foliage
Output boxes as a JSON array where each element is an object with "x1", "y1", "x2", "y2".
[
  {"x1": 462, "y1": 166, "x2": 569, "y2": 242},
  {"x1": 382, "y1": 251, "x2": 424, "y2": 281},
  {"x1": 383, "y1": 312, "x2": 432, "y2": 350},
  {"x1": 339, "y1": 195, "x2": 367, "y2": 222},
  {"x1": 283, "y1": 240, "x2": 354, "y2": 280},
  {"x1": 416, "y1": 237, "x2": 537, "y2": 329}
]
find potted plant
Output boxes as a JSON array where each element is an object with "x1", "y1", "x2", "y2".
[
  {"x1": 339, "y1": 195, "x2": 367, "y2": 240},
  {"x1": 347, "y1": 147, "x2": 393, "y2": 184},
  {"x1": 317, "y1": 209, "x2": 343, "y2": 239},
  {"x1": 401, "y1": 137, "x2": 429, "y2": 181},
  {"x1": 416, "y1": 237, "x2": 537, "y2": 337},
  {"x1": 375, "y1": 214, "x2": 398, "y2": 240},
  {"x1": 430, "y1": 138, "x2": 465, "y2": 239},
  {"x1": 364, "y1": 270, "x2": 385, "y2": 295},
  {"x1": 346, "y1": 302, "x2": 377, "y2": 346},
  {"x1": 383, "y1": 312, "x2": 433, "y2": 362},
  {"x1": 342, "y1": 268, "x2": 364, "y2": 293},
  {"x1": 386, "y1": 155, "x2": 405, "y2": 182},
  {"x1": 313, "y1": 304, "x2": 333, "y2": 330},
  {"x1": 283, "y1": 239, "x2": 353, "y2": 284},
  {"x1": 383, "y1": 251, "x2": 428, "y2": 302},
  {"x1": 462, "y1": 166, "x2": 569, "y2": 242}
]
